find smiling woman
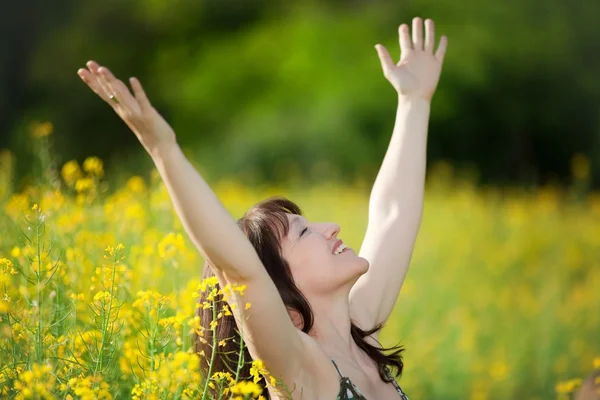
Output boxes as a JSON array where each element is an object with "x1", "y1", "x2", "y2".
[
  {"x1": 76, "y1": 16, "x2": 447, "y2": 399},
  {"x1": 195, "y1": 197, "x2": 405, "y2": 399}
]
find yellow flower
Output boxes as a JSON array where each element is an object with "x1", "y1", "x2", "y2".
[
  {"x1": 5, "y1": 193, "x2": 29, "y2": 216},
  {"x1": 223, "y1": 304, "x2": 233, "y2": 316},
  {"x1": 104, "y1": 243, "x2": 126, "y2": 259},
  {"x1": 13, "y1": 363, "x2": 55, "y2": 399},
  {"x1": 75, "y1": 177, "x2": 95, "y2": 193},
  {"x1": 83, "y1": 156, "x2": 104, "y2": 178},
  {"x1": 229, "y1": 380, "x2": 263, "y2": 397},
  {"x1": 555, "y1": 378, "x2": 583, "y2": 394},
  {"x1": 234, "y1": 284, "x2": 247, "y2": 296},
  {"x1": 65, "y1": 374, "x2": 112, "y2": 400},
  {"x1": 212, "y1": 371, "x2": 234, "y2": 386},
  {"x1": 10, "y1": 247, "x2": 21, "y2": 257},
  {"x1": 250, "y1": 360, "x2": 266, "y2": 383},
  {"x1": 0, "y1": 258, "x2": 17, "y2": 275},
  {"x1": 69, "y1": 293, "x2": 85, "y2": 302},
  {"x1": 197, "y1": 276, "x2": 219, "y2": 293},
  {"x1": 93, "y1": 291, "x2": 112, "y2": 303},
  {"x1": 61, "y1": 160, "x2": 83, "y2": 187},
  {"x1": 269, "y1": 376, "x2": 278, "y2": 387},
  {"x1": 132, "y1": 290, "x2": 170, "y2": 312},
  {"x1": 126, "y1": 176, "x2": 147, "y2": 193},
  {"x1": 206, "y1": 288, "x2": 218, "y2": 302},
  {"x1": 489, "y1": 360, "x2": 508, "y2": 381},
  {"x1": 157, "y1": 232, "x2": 185, "y2": 260},
  {"x1": 31, "y1": 121, "x2": 53, "y2": 138},
  {"x1": 125, "y1": 203, "x2": 145, "y2": 221}
]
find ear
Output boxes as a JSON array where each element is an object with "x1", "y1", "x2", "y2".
[{"x1": 287, "y1": 307, "x2": 304, "y2": 330}]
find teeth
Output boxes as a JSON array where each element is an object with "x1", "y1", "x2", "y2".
[{"x1": 334, "y1": 243, "x2": 347, "y2": 255}]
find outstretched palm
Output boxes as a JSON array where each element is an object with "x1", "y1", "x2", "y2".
[
  {"x1": 77, "y1": 61, "x2": 176, "y2": 159},
  {"x1": 375, "y1": 17, "x2": 448, "y2": 100}
]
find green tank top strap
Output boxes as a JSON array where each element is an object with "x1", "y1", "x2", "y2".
[
  {"x1": 330, "y1": 359, "x2": 409, "y2": 400},
  {"x1": 331, "y1": 359, "x2": 344, "y2": 378}
]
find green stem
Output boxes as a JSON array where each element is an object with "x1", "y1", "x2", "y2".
[
  {"x1": 234, "y1": 324, "x2": 245, "y2": 385},
  {"x1": 201, "y1": 302, "x2": 218, "y2": 400},
  {"x1": 149, "y1": 304, "x2": 160, "y2": 372},
  {"x1": 93, "y1": 249, "x2": 117, "y2": 378},
  {"x1": 216, "y1": 382, "x2": 224, "y2": 400},
  {"x1": 8, "y1": 313, "x2": 18, "y2": 366},
  {"x1": 35, "y1": 215, "x2": 43, "y2": 364}
]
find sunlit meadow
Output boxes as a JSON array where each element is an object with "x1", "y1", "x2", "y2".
[{"x1": 0, "y1": 123, "x2": 598, "y2": 399}]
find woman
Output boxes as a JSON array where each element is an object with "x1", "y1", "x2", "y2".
[{"x1": 77, "y1": 16, "x2": 447, "y2": 399}]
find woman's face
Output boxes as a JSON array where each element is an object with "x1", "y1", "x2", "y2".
[{"x1": 280, "y1": 214, "x2": 369, "y2": 297}]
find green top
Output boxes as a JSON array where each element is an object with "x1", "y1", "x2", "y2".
[{"x1": 331, "y1": 360, "x2": 409, "y2": 400}]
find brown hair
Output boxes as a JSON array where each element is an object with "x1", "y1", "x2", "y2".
[{"x1": 194, "y1": 197, "x2": 404, "y2": 398}]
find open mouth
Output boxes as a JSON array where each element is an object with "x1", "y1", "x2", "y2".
[{"x1": 333, "y1": 243, "x2": 350, "y2": 255}]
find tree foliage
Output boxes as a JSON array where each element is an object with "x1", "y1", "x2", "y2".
[{"x1": 2, "y1": 0, "x2": 599, "y2": 185}]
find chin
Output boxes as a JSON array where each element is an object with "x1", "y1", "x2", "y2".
[
  {"x1": 334, "y1": 255, "x2": 370, "y2": 286},
  {"x1": 357, "y1": 256, "x2": 370, "y2": 274},
  {"x1": 345, "y1": 255, "x2": 369, "y2": 277}
]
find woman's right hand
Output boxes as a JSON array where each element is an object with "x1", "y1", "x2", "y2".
[{"x1": 77, "y1": 61, "x2": 177, "y2": 159}]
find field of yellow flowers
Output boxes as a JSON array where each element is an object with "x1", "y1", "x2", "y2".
[{"x1": 0, "y1": 127, "x2": 598, "y2": 399}]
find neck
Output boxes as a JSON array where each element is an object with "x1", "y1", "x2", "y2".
[{"x1": 308, "y1": 290, "x2": 365, "y2": 363}]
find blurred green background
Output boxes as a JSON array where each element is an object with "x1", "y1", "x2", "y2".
[{"x1": 2, "y1": 0, "x2": 599, "y2": 186}]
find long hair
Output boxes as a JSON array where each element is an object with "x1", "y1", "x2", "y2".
[{"x1": 193, "y1": 197, "x2": 404, "y2": 398}]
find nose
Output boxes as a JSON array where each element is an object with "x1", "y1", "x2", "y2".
[{"x1": 322, "y1": 222, "x2": 340, "y2": 239}]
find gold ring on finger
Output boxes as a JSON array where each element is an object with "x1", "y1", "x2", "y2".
[{"x1": 109, "y1": 94, "x2": 120, "y2": 104}]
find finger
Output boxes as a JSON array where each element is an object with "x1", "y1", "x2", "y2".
[
  {"x1": 412, "y1": 17, "x2": 424, "y2": 51},
  {"x1": 85, "y1": 60, "x2": 112, "y2": 98},
  {"x1": 77, "y1": 68, "x2": 112, "y2": 102},
  {"x1": 424, "y1": 19, "x2": 435, "y2": 53},
  {"x1": 129, "y1": 77, "x2": 152, "y2": 111},
  {"x1": 398, "y1": 24, "x2": 412, "y2": 58},
  {"x1": 96, "y1": 67, "x2": 124, "y2": 109},
  {"x1": 86, "y1": 60, "x2": 101, "y2": 74},
  {"x1": 435, "y1": 35, "x2": 448, "y2": 63},
  {"x1": 90, "y1": 64, "x2": 119, "y2": 106},
  {"x1": 80, "y1": 61, "x2": 113, "y2": 100},
  {"x1": 97, "y1": 66, "x2": 140, "y2": 113},
  {"x1": 374, "y1": 44, "x2": 395, "y2": 77}
]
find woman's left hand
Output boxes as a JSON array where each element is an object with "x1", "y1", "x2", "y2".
[{"x1": 375, "y1": 17, "x2": 448, "y2": 101}]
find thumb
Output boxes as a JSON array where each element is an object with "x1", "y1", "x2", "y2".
[{"x1": 375, "y1": 44, "x2": 395, "y2": 77}]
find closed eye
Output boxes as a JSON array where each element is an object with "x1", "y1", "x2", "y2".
[{"x1": 300, "y1": 227, "x2": 308, "y2": 237}]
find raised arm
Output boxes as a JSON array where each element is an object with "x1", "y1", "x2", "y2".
[
  {"x1": 76, "y1": 62, "x2": 312, "y2": 389},
  {"x1": 349, "y1": 18, "x2": 448, "y2": 329}
]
